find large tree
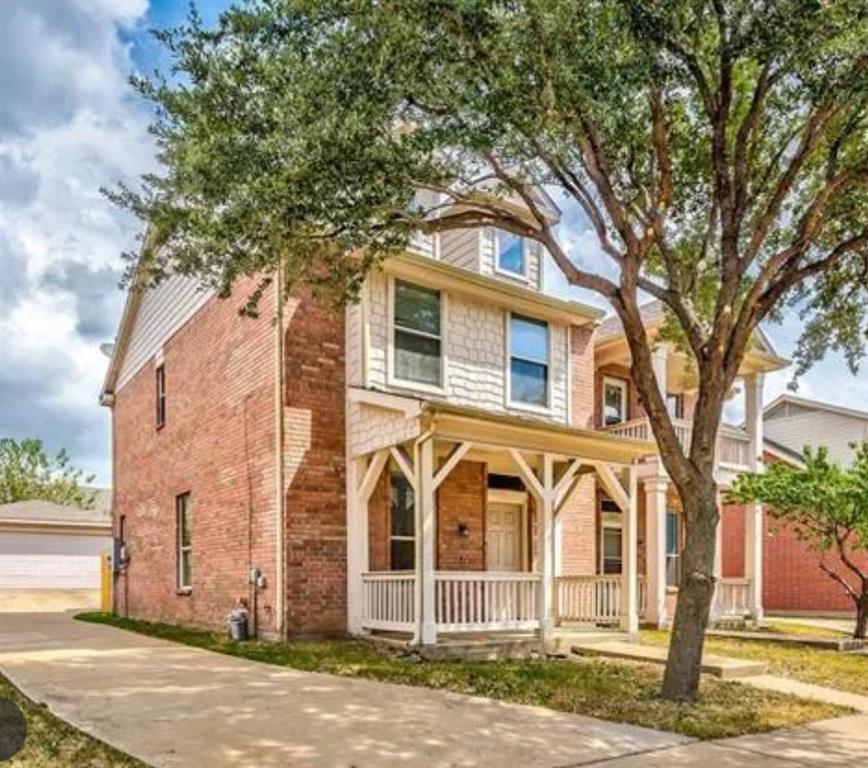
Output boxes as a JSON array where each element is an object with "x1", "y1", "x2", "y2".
[
  {"x1": 0, "y1": 438, "x2": 96, "y2": 509},
  {"x1": 112, "y1": 0, "x2": 868, "y2": 700},
  {"x1": 730, "y1": 444, "x2": 868, "y2": 638}
]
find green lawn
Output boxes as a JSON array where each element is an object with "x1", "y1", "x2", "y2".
[
  {"x1": 641, "y1": 630, "x2": 868, "y2": 695},
  {"x1": 760, "y1": 620, "x2": 851, "y2": 639},
  {"x1": 75, "y1": 612, "x2": 848, "y2": 740},
  {"x1": 0, "y1": 672, "x2": 145, "y2": 768}
]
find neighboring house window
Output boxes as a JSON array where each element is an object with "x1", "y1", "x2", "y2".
[
  {"x1": 666, "y1": 510, "x2": 680, "y2": 587},
  {"x1": 600, "y1": 500, "x2": 622, "y2": 574},
  {"x1": 393, "y1": 280, "x2": 442, "y2": 386},
  {"x1": 509, "y1": 314, "x2": 549, "y2": 407},
  {"x1": 603, "y1": 377, "x2": 628, "y2": 425},
  {"x1": 495, "y1": 229, "x2": 526, "y2": 276},
  {"x1": 389, "y1": 469, "x2": 415, "y2": 570},
  {"x1": 155, "y1": 364, "x2": 166, "y2": 428},
  {"x1": 667, "y1": 393, "x2": 684, "y2": 420},
  {"x1": 176, "y1": 493, "x2": 192, "y2": 591}
]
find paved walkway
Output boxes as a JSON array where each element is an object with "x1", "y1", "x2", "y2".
[
  {"x1": 1, "y1": 612, "x2": 865, "y2": 768},
  {"x1": 742, "y1": 673, "x2": 868, "y2": 713},
  {"x1": 769, "y1": 615, "x2": 856, "y2": 635}
]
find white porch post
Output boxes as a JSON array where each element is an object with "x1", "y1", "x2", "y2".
[
  {"x1": 416, "y1": 437, "x2": 437, "y2": 644},
  {"x1": 620, "y1": 465, "x2": 639, "y2": 634},
  {"x1": 652, "y1": 344, "x2": 669, "y2": 399},
  {"x1": 539, "y1": 454, "x2": 555, "y2": 640},
  {"x1": 744, "y1": 372, "x2": 765, "y2": 620},
  {"x1": 644, "y1": 477, "x2": 669, "y2": 628},
  {"x1": 710, "y1": 491, "x2": 724, "y2": 623},
  {"x1": 346, "y1": 456, "x2": 367, "y2": 635}
]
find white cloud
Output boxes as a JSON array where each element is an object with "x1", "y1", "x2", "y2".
[{"x1": 0, "y1": 0, "x2": 154, "y2": 484}]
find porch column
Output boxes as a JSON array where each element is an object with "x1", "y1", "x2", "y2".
[
  {"x1": 652, "y1": 344, "x2": 669, "y2": 399},
  {"x1": 620, "y1": 465, "x2": 639, "y2": 634},
  {"x1": 539, "y1": 454, "x2": 555, "y2": 641},
  {"x1": 346, "y1": 456, "x2": 368, "y2": 635},
  {"x1": 416, "y1": 437, "x2": 437, "y2": 644},
  {"x1": 744, "y1": 373, "x2": 765, "y2": 620},
  {"x1": 644, "y1": 477, "x2": 669, "y2": 628},
  {"x1": 709, "y1": 490, "x2": 724, "y2": 623}
]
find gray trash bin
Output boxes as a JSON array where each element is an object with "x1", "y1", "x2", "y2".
[{"x1": 228, "y1": 610, "x2": 249, "y2": 641}]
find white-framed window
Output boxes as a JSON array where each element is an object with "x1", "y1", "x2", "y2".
[
  {"x1": 392, "y1": 279, "x2": 442, "y2": 387},
  {"x1": 666, "y1": 510, "x2": 681, "y2": 587},
  {"x1": 155, "y1": 364, "x2": 166, "y2": 428},
  {"x1": 509, "y1": 313, "x2": 549, "y2": 408},
  {"x1": 666, "y1": 392, "x2": 684, "y2": 419},
  {"x1": 603, "y1": 377, "x2": 628, "y2": 426},
  {"x1": 495, "y1": 229, "x2": 526, "y2": 276},
  {"x1": 600, "y1": 498, "x2": 622, "y2": 574},
  {"x1": 176, "y1": 492, "x2": 192, "y2": 592},
  {"x1": 389, "y1": 467, "x2": 415, "y2": 571}
]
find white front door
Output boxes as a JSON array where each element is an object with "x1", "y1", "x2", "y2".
[{"x1": 487, "y1": 502, "x2": 522, "y2": 571}]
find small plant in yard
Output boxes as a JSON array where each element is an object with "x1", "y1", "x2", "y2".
[
  {"x1": 731, "y1": 443, "x2": 868, "y2": 638},
  {"x1": 75, "y1": 612, "x2": 848, "y2": 740}
]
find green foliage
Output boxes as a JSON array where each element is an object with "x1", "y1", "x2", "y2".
[
  {"x1": 111, "y1": 0, "x2": 868, "y2": 377},
  {"x1": 0, "y1": 438, "x2": 97, "y2": 508},
  {"x1": 730, "y1": 444, "x2": 868, "y2": 554}
]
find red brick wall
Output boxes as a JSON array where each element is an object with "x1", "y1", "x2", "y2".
[
  {"x1": 283, "y1": 296, "x2": 347, "y2": 635},
  {"x1": 437, "y1": 461, "x2": 486, "y2": 571},
  {"x1": 559, "y1": 477, "x2": 596, "y2": 575},
  {"x1": 570, "y1": 326, "x2": 595, "y2": 429},
  {"x1": 367, "y1": 467, "x2": 390, "y2": 572},
  {"x1": 721, "y1": 504, "x2": 745, "y2": 578},
  {"x1": 113, "y1": 277, "x2": 279, "y2": 634}
]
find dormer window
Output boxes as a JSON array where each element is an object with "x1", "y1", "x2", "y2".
[{"x1": 495, "y1": 230, "x2": 526, "y2": 276}]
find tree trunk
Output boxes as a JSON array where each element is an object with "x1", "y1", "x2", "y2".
[
  {"x1": 661, "y1": 480, "x2": 719, "y2": 702},
  {"x1": 855, "y1": 592, "x2": 868, "y2": 640}
]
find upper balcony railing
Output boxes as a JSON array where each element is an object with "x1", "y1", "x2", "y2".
[{"x1": 606, "y1": 417, "x2": 752, "y2": 469}]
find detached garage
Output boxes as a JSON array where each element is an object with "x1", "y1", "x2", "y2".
[{"x1": 0, "y1": 494, "x2": 111, "y2": 612}]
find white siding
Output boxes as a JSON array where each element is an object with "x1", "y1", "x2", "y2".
[
  {"x1": 116, "y1": 274, "x2": 215, "y2": 391},
  {"x1": 440, "y1": 229, "x2": 480, "y2": 272},
  {"x1": 765, "y1": 412, "x2": 868, "y2": 466},
  {"x1": 479, "y1": 228, "x2": 543, "y2": 291},
  {"x1": 365, "y1": 272, "x2": 569, "y2": 425},
  {"x1": 346, "y1": 302, "x2": 364, "y2": 387}
]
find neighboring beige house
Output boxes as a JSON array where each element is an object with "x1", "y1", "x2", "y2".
[
  {"x1": 0, "y1": 490, "x2": 111, "y2": 612},
  {"x1": 763, "y1": 394, "x2": 868, "y2": 466}
]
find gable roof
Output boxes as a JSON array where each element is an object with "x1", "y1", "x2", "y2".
[
  {"x1": 764, "y1": 393, "x2": 868, "y2": 422},
  {"x1": 0, "y1": 492, "x2": 111, "y2": 529},
  {"x1": 763, "y1": 437, "x2": 806, "y2": 467}
]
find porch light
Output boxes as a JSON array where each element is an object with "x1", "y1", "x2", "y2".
[{"x1": 457, "y1": 522, "x2": 470, "y2": 538}]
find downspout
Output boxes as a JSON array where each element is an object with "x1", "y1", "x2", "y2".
[{"x1": 274, "y1": 260, "x2": 286, "y2": 639}]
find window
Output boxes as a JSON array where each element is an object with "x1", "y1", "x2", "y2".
[
  {"x1": 666, "y1": 393, "x2": 683, "y2": 419},
  {"x1": 509, "y1": 314, "x2": 549, "y2": 407},
  {"x1": 603, "y1": 377, "x2": 628, "y2": 425},
  {"x1": 393, "y1": 280, "x2": 442, "y2": 386},
  {"x1": 666, "y1": 510, "x2": 680, "y2": 587},
  {"x1": 495, "y1": 229, "x2": 525, "y2": 275},
  {"x1": 155, "y1": 364, "x2": 166, "y2": 428},
  {"x1": 176, "y1": 493, "x2": 192, "y2": 591},
  {"x1": 389, "y1": 468, "x2": 415, "y2": 570}
]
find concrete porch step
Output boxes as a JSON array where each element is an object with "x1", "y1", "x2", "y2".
[
  {"x1": 570, "y1": 640, "x2": 769, "y2": 679},
  {"x1": 546, "y1": 630, "x2": 634, "y2": 655}
]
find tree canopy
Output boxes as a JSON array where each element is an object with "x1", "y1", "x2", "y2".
[
  {"x1": 0, "y1": 438, "x2": 97, "y2": 509},
  {"x1": 730, "y1": 444, "x2": 868, "y2": 637}
]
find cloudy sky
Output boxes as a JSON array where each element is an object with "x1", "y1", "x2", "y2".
[{"x1": 1, "y1": 0, "x2": 866, "y2": 486}]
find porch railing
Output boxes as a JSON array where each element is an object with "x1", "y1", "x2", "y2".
[
  {"x1": 712, "y1": 577, "x2": 753, "y2": 618},
  {"x1": 361, "y1": 571, "x2": 415, "y2": 631},
  {"x1": 435, "y1": 571, "x2": 541, "y2": 632},
  {"x1": 555, "y1": 575, "x2": 646, "y2": 625},
  {"x1": 606, "y1": 418, "x2": 752, "y2": 469}
]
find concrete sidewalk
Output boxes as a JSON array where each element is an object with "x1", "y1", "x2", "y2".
[{"x1": 1, "y1": 612, "x2": 864, "y2": 768}]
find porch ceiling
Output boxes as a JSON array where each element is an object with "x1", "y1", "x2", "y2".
[{"x1": 423, "y1": 402, "x2": 657, "y2": 465}]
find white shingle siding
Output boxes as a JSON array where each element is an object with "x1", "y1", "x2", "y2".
[
  {"x1": 440, "y1": 229, "x2": 480, "y2": 271},
  {"x1": 116, "y1": 274, "x2": 214, "y2": 391},
  {"x1": 345, "y1": 301, "x2": 364, "y2": 387},
  {"x1": 348, "y1": 400, "x2": 421, "y2": 457},
  {"x1": 478, "y1": 228, "x2": 542, "y2": 291},
  {"x1": 364, "y1": 271, "x2": 569, "y2": 425}
]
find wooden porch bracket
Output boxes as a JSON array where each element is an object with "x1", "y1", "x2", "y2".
[
  {"x1": 356, "y1": 449, "x2": 389, "y2": 505},
  {"x1": 389, "y1": 445, "x2": 416, "y2": 491},
  {"x1": 590, "y1": 461, "x2": 630, "y2": 512},
  {"x1": 553, "y1": 458, "x2": 583, "y2": 512},
  {"x1": 508, "y1": 449, "x2": 545, "y2": 502},
  {"x1": 432, "y1": 441, "x2": 473, "y2": 490}
]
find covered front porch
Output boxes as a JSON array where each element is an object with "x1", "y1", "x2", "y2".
[{"x1": 346, "y1": 392, "x2": 654, "y2": 647}]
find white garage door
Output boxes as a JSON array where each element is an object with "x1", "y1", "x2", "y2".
[{"x1": 0, "y1": 531, "x2": 107, "y2": 589}]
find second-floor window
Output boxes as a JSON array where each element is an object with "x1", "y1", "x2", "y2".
[
  {"x1": 393, "y1": 280, "x2": 442, "y2": 386},
  {"x1": 509, "y1": 314, "x2": 549, "y2": 407},
  {"x1": 155, "y1": 364, "x2": 166, "y2": 428},
  {"x1": 390, "y1": 468, "x2": 415, "y2": 570},
  {"x1": 603, "y1": 377, "x2": 628, "y2": 425},
  {"x1": 496, "y1": 230, "x2": 526, "y2": 276}
]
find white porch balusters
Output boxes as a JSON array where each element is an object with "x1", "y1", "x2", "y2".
[
  {"x1": 744, "y1": 372, "x2": 765, "y2": 620},
  {"x1": 645, "y1": 477, "x2": 669, "y2": 628}
]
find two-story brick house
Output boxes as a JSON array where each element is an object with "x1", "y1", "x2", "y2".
[{"x1": 101, "y1": 199, "x2": 784, "y2": 647}]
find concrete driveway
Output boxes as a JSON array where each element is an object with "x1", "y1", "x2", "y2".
[
  {"x1": 0, "y1": 612, "x2": 688, "y2": 768},
  {"x1": 1, "y1": 612, "x2": 865, "y2": 768}
]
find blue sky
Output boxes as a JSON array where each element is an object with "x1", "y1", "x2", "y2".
[{"x1": 1, "y1": 0, "x2": 866, "y2": 485}]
